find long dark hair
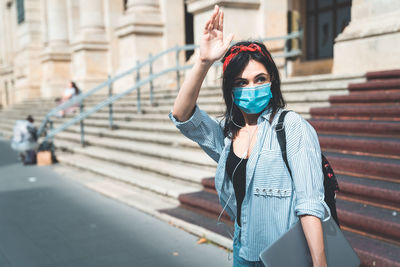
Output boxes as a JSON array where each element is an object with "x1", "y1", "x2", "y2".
[
  {"x1": 71, "y1": 81, "x2": 81, "y2": 95},
  {"x1": 220, "y1": 41, "x2": 285, "y2": 139}
]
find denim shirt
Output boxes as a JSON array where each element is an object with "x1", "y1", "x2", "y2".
[{"x1": 169, "y1": 105, "x2": 326, "y2": 261}]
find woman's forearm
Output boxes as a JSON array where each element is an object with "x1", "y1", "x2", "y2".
[
  {"x1": 172, "y1": 58, "x2": 213, "y2": 121},
  {"x1": 300, "y1": 215, "x2": 327, "y2": 267}
]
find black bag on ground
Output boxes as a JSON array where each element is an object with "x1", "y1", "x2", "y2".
[
  {"x1": 24, "y1": 149, "x2": 37, "y2": 165},
  {"x1": 275, "y1": 110, "x2": 340, "y2": 226}
]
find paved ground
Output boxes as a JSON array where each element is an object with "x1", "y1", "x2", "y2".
[{"x1": 0, "y1": 139, "x2": 232, "y2": 267}]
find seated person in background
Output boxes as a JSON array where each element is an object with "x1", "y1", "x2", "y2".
[
  {"x1": 57, "y1": 81, "x2": 81, "y2": 117},
  {"x1": 11, "y1": 115, "x2": 38, "y2": 164}
]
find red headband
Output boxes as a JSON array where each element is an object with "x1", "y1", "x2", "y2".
[{"x1": 223, "y1": 44, "x2": 271, "y2": 72}]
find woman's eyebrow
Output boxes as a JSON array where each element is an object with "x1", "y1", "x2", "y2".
[{"x1": 254, "y1": 73, "x2": 269, "y2": 78}]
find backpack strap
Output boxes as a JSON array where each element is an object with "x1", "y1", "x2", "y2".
[{"x1": 276, "y1": 110, "x2": 292, "y2": 178}]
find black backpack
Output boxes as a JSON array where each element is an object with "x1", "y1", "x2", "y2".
[{"x1": 275, "y1": 110, "x2": 340, "y2": 226}]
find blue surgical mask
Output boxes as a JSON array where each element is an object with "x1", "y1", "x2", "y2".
[{"x1": 232, "y1": 83, "x2": 272, "y2": 114}]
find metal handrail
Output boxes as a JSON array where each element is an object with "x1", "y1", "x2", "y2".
[{"x1": 38, "y1": 30, "x2": 303, "y2": 145}]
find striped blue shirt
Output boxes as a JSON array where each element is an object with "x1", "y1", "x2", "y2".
[{"x1": 169, "y1": 105, "x2": 326, "y2": 261}]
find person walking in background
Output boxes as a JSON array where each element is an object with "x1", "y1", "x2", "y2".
[
  {"x1": 56, "y1": 81, "x2": 81, "y2": 117},
  {"x1": 11, "y1": 115, "x2": 38, "y2": 165},
  {"x1": 169, "y1": 5, "x2": 328, "y2": 267}
]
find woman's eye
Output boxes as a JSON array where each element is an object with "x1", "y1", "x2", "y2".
[
  {"x1": 234, "y1": 80, "x2": 247, "y2": 87},
  {"x1": 256, "y1": 77, "x2": 267, "y2": 83}
]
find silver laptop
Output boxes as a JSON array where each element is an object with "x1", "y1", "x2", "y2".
[{"x1": 259, "y1": 216, "x2": 360, "y2": 267}]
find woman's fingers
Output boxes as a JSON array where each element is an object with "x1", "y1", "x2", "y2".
[
  {"x1": 209, "y1": 5, "x2": 218, "y2": 30},
  {"x1": 213, "y1": 10, "x2": 220, "y2": 30},
  {"x1": 218, "y1": 10, "x2": 224, "y2": 31},
  {"x1": 204, "y1": 19, "x2": 211, "y2": 34}
]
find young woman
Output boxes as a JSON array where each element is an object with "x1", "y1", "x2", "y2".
[
  {"x1": 170, "y1": 5, "x2": 327, "y2": 267},
  {"x1": 57, "y1": 81, "x2": 81, "y2": 117}
]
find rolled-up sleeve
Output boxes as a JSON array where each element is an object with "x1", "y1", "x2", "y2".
[
  {"x1": 169, "y1": 105, "x2": 225, "y2": 163},
  {"x1": 285, "y1": 112, "x2": 326, "y2": 219}
]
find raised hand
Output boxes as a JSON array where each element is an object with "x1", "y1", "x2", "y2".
[{"x1": 200, "y1": 5, "x2": 234, "y2": 64}]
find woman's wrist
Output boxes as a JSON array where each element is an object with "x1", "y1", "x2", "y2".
[
  {"x1": 196, "y1": 57, "x2": 214, "y2": 71},
  {"x1": 312, "y1": 250, "x2": 327, "y2": 267}
]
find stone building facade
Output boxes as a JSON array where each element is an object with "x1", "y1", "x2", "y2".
[{"x1": 0, "y1": 0, "x2": 399, "y2": 108}]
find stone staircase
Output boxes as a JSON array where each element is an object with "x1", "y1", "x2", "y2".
[{"x1": 1, "y1": 72, "x2": 384, "y2": 261}]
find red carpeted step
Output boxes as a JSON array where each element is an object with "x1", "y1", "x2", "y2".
[
  {"x1": 324, "y1": 152, "x2": 400, "y2": 182},
  {"x1": 309, "y1": 119, "x2": 400, "y2": 138},
  {"x1": 159, "y1": 205, "x2": 233, "y2": 239},
  {"x1": 366, "y1": 69, "x2": 400, "y2": 80},
  {"x1": 201, "y1": 177, "x2": 217, "y2": 193},
  {"x1": 348, "y1": 78, "x2": 400, "y2": 92},
  {"x1": 336, "y1": 198, "x2": 400, "y2": 245},
  {"x1": 336, "y1": 175, "x2": 400, "y2": 211},
  {"x1": 178, "y1": 190, "x2": 230, "y2": 220},
  {"x1": 310, "y1": 105, "x2": 400, "y2": 121},
  {"x1": 329, "y1": 91, "x2": 400, "y2": 105},
  {"x1": 343, "y1": 230, "x2": 400, "y2": 267},
  {"x1": 318, "y1": 134, "x2": 400, "y2": 158}
]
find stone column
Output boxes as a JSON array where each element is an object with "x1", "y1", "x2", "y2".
[
  {"x1": 71, "y1": 0, "x2": 108, "y2": 91},
  {"x1": 114, "y1": 0, "x2": 163, "y2": 92},
  {"x1": 333, "y1": 0, "x2": 400, "y2": 74},
  {"x1": 13, "y1": 0, "x2": 43, "y2": 103},
  {"x1": 41, "y1": 0, "x2": 72, "y2": 98}
]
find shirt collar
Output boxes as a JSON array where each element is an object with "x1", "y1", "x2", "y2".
[{"x1": 259, "y1": 107, "x2": 273, "y2": 122}]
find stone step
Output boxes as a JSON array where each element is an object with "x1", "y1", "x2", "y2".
[
  {"x1": 57, "y1": 127, "x2": 197, "y2": 149},
  {"x1": 177, "y1": 188, "x2": 400, "y2": 266},
  {"x1": 325, "y1": 152, "x2": 400, "y2": 183},
  {"x1": 55, "y1": 139, "x2": 214, "y2": 185},
  {"x1": 329, "y1": 91, "x2": 400, "y2": 105},
  {"x1": 178, "y1": 190, "x2": 230, "y2": 221},
  {"x1": 343, "y1": 230, "x2": 400, "y2": 267},
  {"x1": 348, "y1": 78, "x2": 400, "y2": 92},
  {"x1": 54, "y1": 118, "x2": 179, "y2": 133},
  {"x1": 55, "y1": 132, "x2": 216, "y2": 168},
  {"x1": 366, "y1": 69, "x2": 400, "y2": 80},
  {"x1": 319, "y1": 134, "x2": 400, "y2": 159},
  {"x1": 336, "y1": 175, "x2": 400, "y2": 211},
  {"x1": 310, "y1": 105, "x2": 400, "y2": 121},
  {"x1": 309, "y1": 119, "x2": 400, "y2": 138},
  {"x1": 336, "y1": 198, "x2": 400, "y2": 245},
  {"x1": 159, "y1": 204, "x2": 234, "y2": 239},
  {"x1": 57, "y1": 153, "x2": 201, "y2": 199}
]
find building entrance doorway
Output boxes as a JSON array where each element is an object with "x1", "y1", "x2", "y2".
[{"x1": 306, "y1": 0, "x2": 352, "y2": 60}]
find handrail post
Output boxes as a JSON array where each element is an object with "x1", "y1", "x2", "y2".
[
  {"x1": 108, "y1": 75, "x2": 113, "y2": 129},
  {"x1": 136, "y1": 60, "x2": 141, "y2": 113},
  {"x1": 176, "y1": 46, "x2": 180, "y2": 91},
  {"x1": 149, "y1": 53, "x2": 154, "y2": 106},
  {"x1": 49, "y1": 120, "x2": 53, "y2": 132},
  {"x1": 80, "y1": 102, "x2": 85, "y2": 147}
]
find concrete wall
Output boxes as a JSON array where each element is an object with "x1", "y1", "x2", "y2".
[{"x1": 333, "y1": 0, "x2": 400, "y2": 74}]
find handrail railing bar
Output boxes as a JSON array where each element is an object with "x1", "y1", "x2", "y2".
[{"x1": 44, "y1": 65, "x2": 193, "y2": 141}]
